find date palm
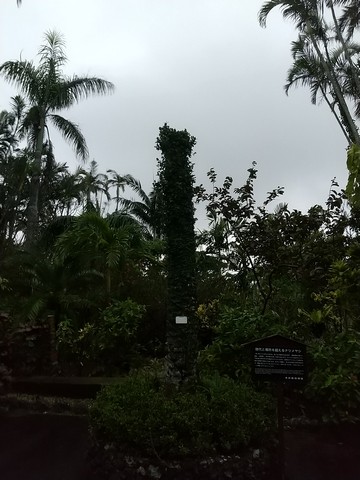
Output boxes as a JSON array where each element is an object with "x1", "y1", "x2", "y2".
[{"x1": 0, "y1": 30, "x2": 114, "y2": 247}]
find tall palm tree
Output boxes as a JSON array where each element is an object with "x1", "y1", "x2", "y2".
[
  {"x1": 285, "y1": 33, "x2": 360, "y2": 143},
  {"x1": 77, "y1": 159, "x2": 110, "y2": 212},
  {"x1": 259, "y1": 0, "x2": 360, "y2": 205},
  {"x1": 259, "y1": 0, "x2": 360, "y2": 144},
  {"x1": 107, "y1": 169, "x2": 127, "y2": 212},
  {"x1": 0, "y1": 30, "x2": 114, "y2": 247}
]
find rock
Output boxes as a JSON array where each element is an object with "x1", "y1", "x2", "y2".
[
  {"x1": 125, "y1": 456, "x2": 135, "y2": 466},
  {"x1": 253, "y1": 449, "x2": 260, "y2": 459},
  {"x1": 148, "y1": 464, "x2": 161, "y2": 478},
  {"x1": 137, "y1": 466, "x2": 146, "y2": 476}
]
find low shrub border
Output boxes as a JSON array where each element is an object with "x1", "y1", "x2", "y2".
[{"x1": 88, "y1": 372, "x2": 276, "y2": 479}]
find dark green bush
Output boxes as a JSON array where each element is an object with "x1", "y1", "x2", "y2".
[
  {"x1": 89, "y1": 372, "x2": 275, "y2": 458},
  {"x1": 57, "y1": 299, "x2": 146, "y2": 372},
  {"x1": 306, "y1": 331, "x2": 360, "y2": 421},
  {"x1": 198, "y1": 308, "x2": 291, "y2": 380}
]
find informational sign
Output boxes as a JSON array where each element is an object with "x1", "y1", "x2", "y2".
[
  {"x1": 243, "y1": 334, "x2": 307, "y2": 480},
  {"x1": 245, "y1": 334, "x2": 306, "y2": 384},
  {"x1": 175, "y1": 316, "x2": 188, "y2": 324}
]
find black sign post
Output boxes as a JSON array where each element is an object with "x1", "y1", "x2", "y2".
[{"x1": 243, "y1": 335, "x2": 307, "y2": 480}]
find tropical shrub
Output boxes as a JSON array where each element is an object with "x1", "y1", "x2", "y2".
[
  {"x1": 89, "y1": 371, "x2": 275, "y2": 458},
  {"x1": 306, "y1": 331, "x2": 360, "y2": 421},
  {"x1": 57, "y1": 299, "x2": 146, "y2": 373},
  {"x1": 198, "y1": 308, "x2": 291, "y2": 380},
  {"x1": 97, "y1": 299, "x2": 145, "y2": 355}
]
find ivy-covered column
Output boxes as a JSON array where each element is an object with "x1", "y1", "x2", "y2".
[{"x1": 156, "y1": 124, "x2": 198, "y2": 382}]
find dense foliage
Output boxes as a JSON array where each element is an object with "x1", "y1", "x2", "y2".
[
  {"x1": 90, "y1": 370, "x2": 275, "y2": 457},
  {"x1": 156, "y1": 124, "x2": 198, "y2": 381},
  {"x1": 306, "y1": 330, "x2": 360, "y2": 421},
  {"x1": 1, "y1": 26, "x2": 360, "y2": 461},
  {"x1": 0, "y1": 31, "x2": 114, "y2": 247}
]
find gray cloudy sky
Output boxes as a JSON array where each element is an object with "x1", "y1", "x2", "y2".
[{"x1": 1, "y1": 0, "x2": 348, "y2": 228}]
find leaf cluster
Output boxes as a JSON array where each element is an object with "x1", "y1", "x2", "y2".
[{"x1": 90, "y1": 371, "x2": 275, "y2": 457}]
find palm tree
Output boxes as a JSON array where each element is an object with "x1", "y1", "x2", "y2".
[
  {"x1": 20, "y1": 253, "x2": 100, "y2": 325},
  {"x1": 338, "y1": 0, "x2": 360, "y2": 41},
  {"x1": 259, "y1": 0, "x2": 360, "y2": 144},
  {"x1": 0, "y1": 30, "x2": 114, "y2": 247},
  {"x1": 0, "y1": 111, "x2": 16, "y2": 158},
  {"x1": 55, "y1": 211, "x2": 145, "y2": 298},
  {"x1": 118, "y1": 175, "x2": 163, "y2": 240},
  {"x1": 77, "y1": 160, "x2": 110, "y2": 212},
  {"x1": 259, "y1": 0, "x2": 360, "y2": 205},
  {"x1": 107, "y1": 169, "x2": 127, "y2": 212},
  {"x1": 285, "y1": 33, "x2": 360, "y2": 143},
  {"x1": 0, "y1": 151, "x2": 29, "y2": 247},
  {"x1": 0, "y1": 97, "x2": 29, "y2": 248},
  {"x1": 0, "y1": 96, "x2": 26, "y2": 158}
]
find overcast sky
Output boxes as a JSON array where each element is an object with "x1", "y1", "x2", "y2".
[{"x1": 1, "y1": 0, "x2": 348, "y2": 228}]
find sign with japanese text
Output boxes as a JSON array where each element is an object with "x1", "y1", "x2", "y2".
[{"x1": 245, "y1": 335, "x2": 307, "y2": 384}]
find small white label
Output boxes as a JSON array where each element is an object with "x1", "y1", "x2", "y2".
[{"x1": 175, "y1": 316, "x2": 188, "y2": 324}]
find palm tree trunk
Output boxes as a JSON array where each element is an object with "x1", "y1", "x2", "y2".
[
  {"x1": 25, "y1": 113, "x2": 45, "y2": 249},
  {"x1": 321, "y1": 86, "x2": 352, "y2": 143},
  {"x1": 306, "y1": 23, "x2": 360, "y2": 145}
]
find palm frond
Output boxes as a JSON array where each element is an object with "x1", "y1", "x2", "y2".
[
  {"x1": 38, "y1": 30, "x2": 67, "y2": 68},
  {"x1": 259, "y1": 0, "x2": 324, "y2": 32},
  {"x1": 10, "y1": 95, "x2": 27, "y2": 120},
  {"x1": 122, "y1": 174, "x2": 150, "y2": 204},
  {"x1": 338, "y1": 1, "x2": 360, "y2": 40},
  {"x1": 57, "y1": 76, "x2": 114, "y2": 108},
  {"x1": 0, "y1": 60, "x2": 40, "y2": 100},
  {"x1": 27, "y1": 297, "x2": 46, "y2": 322},
  {"x1": 49, "y1": 114, "x2": 88, "y2": 159}
]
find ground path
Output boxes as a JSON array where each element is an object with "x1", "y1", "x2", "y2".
[
  {"x1": 0, "y1": 413, "x2": 96, "y2": 480},
  {"x1": 0, "y1": 413, "x2": 359, "y2": 480},
  {"x1": 285, "y1": 423, "x2": 360, "y2": 480}
]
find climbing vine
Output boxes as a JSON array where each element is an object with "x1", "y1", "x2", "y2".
[{"x1": 156, "y1": 124, "x2": 197, "y2": 381}]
